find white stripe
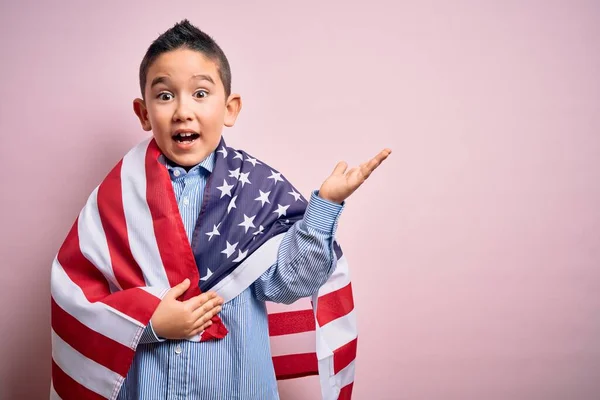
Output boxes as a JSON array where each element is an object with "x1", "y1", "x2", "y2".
[
  {"x1": 336, "y1": 360, "x2": 356, "y2": 390},
  {"x1": 270, "y1": 330, "x2": 315, "y2": 357},
  {"x1": 49, "y1": 381, "x2": 62, "y2": 400},
  {"x1": 266, "y1": 296, "x2": 312, "y2": 314},
  {"x1": 78, "y1": 187, "x2": 121, "y2": 291},
  {"x1": 120, "y1": 139, "x2": 170, "y2": 288},
  {"x1": 212, "y1": 234, "x2": 285, "y2": 302},
  {"x1": 51, "y1": 258, "x2": 145, "y2": 348},
  {"x1": 52, "y1": 329, "x2": 123, "y2": 399},
  {"x1": 315, "y1": 309, "x2": 358, "y2": 360},
  {"x1": 317, "y1": 255, "x2": 350, "y2": 297}
]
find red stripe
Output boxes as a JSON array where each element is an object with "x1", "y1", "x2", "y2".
[
  {"x1": 57, "y1": 219, "x2": 111, "y2": 303},
  {"x1": 316, "y1": 283, "x2": 354, "y2": 327},
  {"x1": 144, "y1": 140, "x2": 199, "y2": 297},
  {"x1": 333, "y1": 337, "x2": 357, "y2": 375},
  {"x1": 338, "y1": 382, "x2": 354, "y2": 400},
  {"x1": 51, "y1": 297, "x2": 134, "y2": 377},
  {"x1": 268, "y1": 309, "x2": 315, "y2": 336},
  {"x1": 97, "y1": 159, "x2": 146, "y2": 288},
  {"x1": 272, "y1": 353, "x2": 319, "y2": 380},
  {"x1": 52, "y1": 360, "x2": 106, "y2": 400},
  {"x1": 100, "y1": 287, "x2": 160, "y2": 324},
  {"x1": 144, "y1": 140, "x2": 226, "y2": 340}
]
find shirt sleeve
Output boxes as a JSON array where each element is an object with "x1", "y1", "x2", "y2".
[
  {"x1": 253, "y1": 190, "x2": 344, "y2": 304},
  {"x1": 138, "y1": 320, "x2": 166, "y2": 344}
]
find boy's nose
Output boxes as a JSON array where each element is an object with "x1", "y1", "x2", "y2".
[{"x1": 173, "y1": 99, "x2": 194, "y2": 122}]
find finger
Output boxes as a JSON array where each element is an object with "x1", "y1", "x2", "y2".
[
  {"x1": 331, "y1": 161, "x2": 348, "y2": 176},
  {"x1": 361, "y1": 148, "x2": 391, "y2": 177},
  {"x1": 190, "y1": 297, "x2": 222, "y2": 320},
  {"x1": 189, "y1": 320, "x2": 213, "y2": 337},
  {"x1": 184, "y1": 291, "x2": 220, "y2": 310},
  {"x1": 192, "y1": 305, "x2": 222, "y2": 329},
  {"x1": 167, "y1": 278, "x2": 190, "y2": 299}
]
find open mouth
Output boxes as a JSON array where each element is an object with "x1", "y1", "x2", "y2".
[{"x1": 173, "y1": 131, "x2": 200, "y2": 143}]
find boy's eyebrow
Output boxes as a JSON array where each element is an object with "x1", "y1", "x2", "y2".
[
  {"x1": 150, "y1": 76, "x2": 170, "y2": 88},
  {"x1": 150, "y1": 74, "x2": 215, "y2": 89},
  {"x1": 191, "y1": 74, "x2": 215, "y2": 84}
]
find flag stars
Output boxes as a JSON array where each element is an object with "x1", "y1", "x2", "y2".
[
  {"x1": 227, "y1": 195, "x2": 238, "y2": 214},
  {"x1": 238, "y1": 214, "x2": 256, "y2": 233},
  {"x1": 245, "y1": 157, "x2": 261, "y2": 167},
  {"x1": 217, "y1": 179, "x2": 234, "y2": 198},
  {"x1": 221, "y1": 241, "x2": 238, "y2": 258},
  {"x1": 228, "y1": 168, "x2": 241, "y2": 179},
  {"x1": 255, "y1": 190, "x2": 271, "y2": 207},
  {"x1": 233, "y1": 249, "x2": 248, "y2": 263},
  {"x1": 233, "y1": 151, "x2": 244, "y2": 161},
  {"x1": 267, "y1": 171, "x2": 284, "y2": 185},
  {"x1": 273, "y1": 204, "x2": 290, "y2": 218},
  {"x1": 239, "y1": 171, "x2": 251, "y2": 187},
  {"x1": 288, "y1": 189, "x2": 303, "y2": 202},
  {"x1": 253, "y1": 225, "x2": 265, "y2": 236},
  {"x1": 217, "y1": 146, "x2": 228, "y2": 158},
  {"x1": 205, "y1": 223, "x2": 221, "y2": 241}
]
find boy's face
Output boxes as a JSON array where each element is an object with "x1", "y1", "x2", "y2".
[{"x1": 133, "y1": 48, "x2": 241, "y2": 167}]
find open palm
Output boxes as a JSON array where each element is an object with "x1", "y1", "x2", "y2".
[{"x1": 319, "y1": 148, "x2": 392, "y2": 204}]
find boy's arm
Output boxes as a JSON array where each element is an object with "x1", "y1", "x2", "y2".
[
  {"x1": 253, "y1": 190, "x2": 343, "y2": 304},
  {"x1": 254, "y1": 147, "x2": 391, "y2": 303}
]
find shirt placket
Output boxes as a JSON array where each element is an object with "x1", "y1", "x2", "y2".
[{"x1": 166, "y1": 340, "x2": 190, "y2": 400}]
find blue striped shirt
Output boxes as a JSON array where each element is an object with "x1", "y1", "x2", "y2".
[{"x1": 117, "y1": 151, "x2": 344, "y2": 400}]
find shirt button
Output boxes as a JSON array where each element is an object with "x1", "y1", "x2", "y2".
[
  {"x1": 173, "y1": 169, "x2": 181, "y2": 177},
  {"x1": 175, "y1": 345, "x2": 182, "y2": 355},
  {"x1": 183, "y1": 197, "x2": 190, "y2": 206}
]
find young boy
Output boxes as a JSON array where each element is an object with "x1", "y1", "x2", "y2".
[{"x1": 50, "y1": 20, "x2": 390, "y2": 400}]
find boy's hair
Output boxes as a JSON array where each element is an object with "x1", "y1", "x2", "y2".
[{"x1": 139, "y1": 19, "x2": 232, "y2": 99}]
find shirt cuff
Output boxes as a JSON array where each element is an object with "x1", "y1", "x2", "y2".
[
  {"x1": 139, "y1": 320, "x2": 166, "y2": 344},
  {"x1": 303, "y1": 190, "x2": 345, "y2": 235}
]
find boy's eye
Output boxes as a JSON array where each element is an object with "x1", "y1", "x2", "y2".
[
  {"x1": 157, "y1": 92, "x2": 173, "y2": 101},
  {"x1": 194, "y1": 90, "x2": 208, "y2": 98}
]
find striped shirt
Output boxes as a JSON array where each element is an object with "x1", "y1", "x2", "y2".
[{"x1": 117, "y1": 151, "x2": 344, "y2": 399}]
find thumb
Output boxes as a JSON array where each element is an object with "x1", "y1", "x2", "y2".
[
  {"x1": 168, "y1": 278, "x2": 190, "y2": 299},
  {"x1": 331, "y1": 161, "x2": 348, "y2": 176}
]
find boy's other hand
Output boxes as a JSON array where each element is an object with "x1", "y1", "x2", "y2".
[
  {"x1": 151, "y1": 278, "x2": 224, "y2": 340},
  {"x1": 318, "y1": 148, "x2": 392, "y2": 204}
]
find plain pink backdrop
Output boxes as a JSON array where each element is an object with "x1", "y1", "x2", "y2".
[{"x1": 1, "y1": 1, "x2": 599, "y2": 399}]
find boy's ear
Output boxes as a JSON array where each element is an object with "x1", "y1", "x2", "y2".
[
  {"x1": 133, "y1": 98, "x2": 152, "y2": 131},
  {"x1": 224, "y1": 94, "x2": 242, "y2": 127}
]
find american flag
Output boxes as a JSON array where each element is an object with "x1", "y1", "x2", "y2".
[{"x1": 50, "y1": 137, "x2": 357, "y2": 399}]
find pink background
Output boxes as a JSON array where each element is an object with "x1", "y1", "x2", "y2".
[{"x1": 1, "y1": 1, "x2": 599, "y2": 399}]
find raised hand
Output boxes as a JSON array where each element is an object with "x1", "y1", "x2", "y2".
[
  {"x1": 318, "y1": 148, "x2": 391, "y2": 204},
  {"x1": 151, "y1": 278, "x2": 224, "y2": 339}
]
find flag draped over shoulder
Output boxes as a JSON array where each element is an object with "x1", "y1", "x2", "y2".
[{"x1": 50, "y1": 137, "x2": 357, "y2": 400}]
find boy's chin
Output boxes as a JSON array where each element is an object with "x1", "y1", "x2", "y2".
[{"x1": 167, "y1": 153, "x2": 208, "y2": 167}]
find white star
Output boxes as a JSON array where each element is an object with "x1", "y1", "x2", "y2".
[
  {"x1": 217, "y1": 179, "x2": 234, "y2": 198},
  {"x1": 238, "y1": 214, "x2": 256, "y2": 233},
  {"x1": 288, "y1": 189, "x2": 303, "y2": 202},
  {"x1": 205, "y1": 223, "x2": 221, "y2": 241},
  {"x1": 200, "y1": 267, "x2": 213, "y2": 281},
  {"x1": 238, "y1": 171, "x2": 251, "y2": 187},
  {"x1": 253, "y1": 225, "x2": 265, "y2": 236},
  {"x1": 227, "y1": 195, "x2": 237, "y2": 214},
  {"x1": 273, "y1": 204, "x2": 290, "y2": 218},
  {"x1": 233, "y1": 151, "x2": 244, "y2": 161},
  {"x1": 229, "y1": 168, "x2": 241, "y2": 179},
  {"x1": 221, "y1": 241, "x2": 238, "y2": 258},
  {"x1": 245, "y1": 157, "x2": 261, "y2": 167},
  {"x1": 233, "y1": 249, "x2": 248, "y2": 263},
  {"x1": 217, "y1": 146, "x2": 228, "y2": 158},
  {"x1": 255, "y1": 190, "x2": 271, "y2": 207},
  {"x1": 267, "y1": 170, "x2": 284, "y2": 185}
]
